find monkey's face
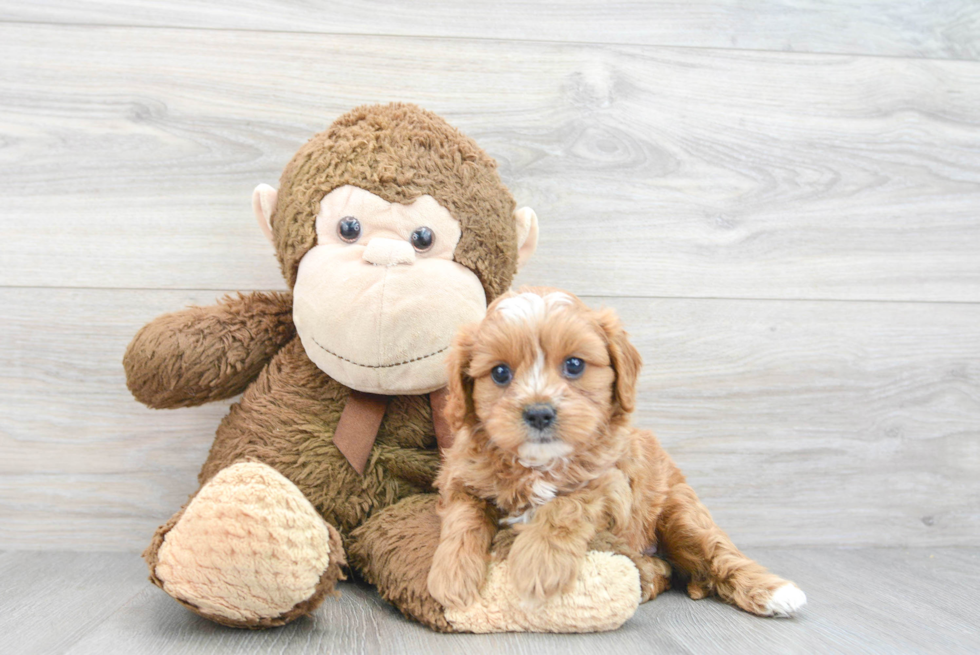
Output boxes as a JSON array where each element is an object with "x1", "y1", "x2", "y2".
[{"x1": 292, "y1": 185, "x2": 488, "y2": 394}]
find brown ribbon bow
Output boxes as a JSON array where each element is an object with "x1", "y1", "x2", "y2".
[{"x1": 332, "y1": 387, "x2": 453, "y2": 475}]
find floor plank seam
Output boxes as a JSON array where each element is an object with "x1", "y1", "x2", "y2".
[
  {"x1": 1, "y1": 17, "x2": 978, "y2": 65},
  {"x1": 3, "y1": 284, "x2": 980, "y2": 307}
]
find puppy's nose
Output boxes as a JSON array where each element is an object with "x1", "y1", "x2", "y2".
[{"x1": 523, "y1": 404, "x2": 556, "y2": 430}]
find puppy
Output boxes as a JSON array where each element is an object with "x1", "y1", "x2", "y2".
[{"x1": 427, "y1": 287, "x2": 806, "y2": 618}]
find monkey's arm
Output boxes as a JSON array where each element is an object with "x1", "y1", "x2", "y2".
[{"x1": 123, "y1": 291, "x2": 295, "y2": 409}]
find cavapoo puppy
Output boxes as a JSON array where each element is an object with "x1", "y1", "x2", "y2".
[{"x1": 427, "y1": 287, "x2": 806, "y2": 618}]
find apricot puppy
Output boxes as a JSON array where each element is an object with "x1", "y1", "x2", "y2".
[{"x1": 427, "y1": 287, "x2": 806, "y2": 618}]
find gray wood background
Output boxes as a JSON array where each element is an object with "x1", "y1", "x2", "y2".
[
  {"x1": 3, "y1": 548, "x2": 979, "y2": 655},
  {"x1": 1, "y1": 1, "x2": 978, "y2": 554}
]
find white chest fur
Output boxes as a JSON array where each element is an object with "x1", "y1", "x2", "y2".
[{"x1": 498, "y1": 478, "x2": 558, "y2": 526}]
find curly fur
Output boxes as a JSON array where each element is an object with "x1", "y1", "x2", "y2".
[{"x1": 429, "y1": 287, "x2": 806, "y2": 617}]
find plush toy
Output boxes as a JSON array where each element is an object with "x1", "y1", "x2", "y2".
[{"x1": 124, "y1": 103, "x2": 643, "y2": 633}]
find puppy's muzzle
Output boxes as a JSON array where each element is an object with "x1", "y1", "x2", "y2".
[{"x1": 523, "y1": 403, "x2": 557, "y2": 433}]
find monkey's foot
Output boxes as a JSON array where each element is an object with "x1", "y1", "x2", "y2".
[
  {"x1": 445, "y1": 551, "x2": 641, "y2": 633},
  {"x1": 146, "y1": 461, "x2": 345, "y2": 628},
  {"x1": 349, "y1": 494, "x2": 640, "y2": 633}
]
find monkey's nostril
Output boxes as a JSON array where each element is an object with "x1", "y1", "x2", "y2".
[{"x1": 523, "y1": 404, "x2": 556, "y2": 430}]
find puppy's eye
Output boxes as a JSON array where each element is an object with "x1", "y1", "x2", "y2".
[
  {"x1": 338, "y1": 217, "x2": 361, "y2": 242},
  {"x1": 562, "y1": 357, "x2": 585, "y2": 379},
  {"x1": 411, "y1": 226, "x2": 434, "y2": 251},
  {"x1": 490, "y1": 364, "x2": 512, "y2": 386}
]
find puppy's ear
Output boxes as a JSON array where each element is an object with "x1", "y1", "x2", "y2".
[
  {"x1": 597, "y1": 309, "x2": 642, "y2": 416},
  {"x1": 444, "y1": 322, "x2": 478, "y2": 432}
]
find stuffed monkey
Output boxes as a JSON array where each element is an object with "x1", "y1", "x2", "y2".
[{"x1": 125, "y1": 103, "x2": 642, "y2": 632}]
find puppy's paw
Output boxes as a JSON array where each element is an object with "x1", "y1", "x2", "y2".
[
  {"x1": 763, "y1": 583, "x2": 807, "y2": 617},
  {"x1": 586, "y1": 532, "x2": 670, "y2": 603},
  {"x1": 427, "y1": 542, "x2": 488, "y2": 610},
  {"x1": 636, "y1": 555, "x2": 672, "y2": 602},
  {"x1": 723, "y1": 572, "x2": 807, "y2": 617},
  {"x1": 507, "y1": 533, "x2": 582, "y2": 602}
]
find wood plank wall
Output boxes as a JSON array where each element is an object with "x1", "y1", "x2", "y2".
[{"x1": 1, "y1": 2, "x2": 978, "y2": 551}]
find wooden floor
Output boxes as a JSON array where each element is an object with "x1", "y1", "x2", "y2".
[
  {"x1": 1, "y1": 1, "x2": 979, "y2": 653},
  {"x1": 2, "y1": 548, "x2": 979, "y2": 655},
  {"x1": 0, "y1": 548, "x2": 980, "y2": 655}
]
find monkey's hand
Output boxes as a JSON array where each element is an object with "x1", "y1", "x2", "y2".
[{"x1": 123, "y1": 291, "x2": 294, "y2": 409}]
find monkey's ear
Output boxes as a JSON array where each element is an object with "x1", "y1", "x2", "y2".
[
  {"x1": 252, "y1": 183, "x2": 278, "y2": 243},
  {"x1": 514, "y1": 207, "x2": 539, "y2": 270}
]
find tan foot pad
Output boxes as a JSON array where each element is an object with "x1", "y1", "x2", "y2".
[
  {"x1": 155, "y1": 461, "x2": 334, "y2": 624},
  {"x1": 445, "y1": 551, "x2": 641, "y2": 633}
]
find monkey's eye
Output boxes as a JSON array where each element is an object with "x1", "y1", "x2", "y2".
[
  {"x1": 490, "y1": 364, "x2": 512, "y2": 386},
  {"x1": 411, "y1": 226, "x2": 434, "y2": 251},
  {"x1": 337, "y1": 217, "x2": 361, "y2": 243},
  {"x1": 562, "y1": 357, "x2": 585, "y2": 379}
]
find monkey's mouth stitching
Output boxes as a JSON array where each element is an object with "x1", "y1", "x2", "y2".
[{"x1": 311, "y1": 337, "x2": 448, "y2": 369}]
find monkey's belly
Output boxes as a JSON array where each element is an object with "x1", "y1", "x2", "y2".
[{"x1": 200, "y1": 338, "x2": 440, "y2": 535}]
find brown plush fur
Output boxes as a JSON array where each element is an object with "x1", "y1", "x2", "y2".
[
  {"x1": 348, "y1": 495, "x2": 453, "y2": 632},
  {"x1": 197, "y1": 338, "x2": 441, "y2": 533},
  {"x1": 274, "y1": 103, "x2": 518, "y2": 298},
  {"x1": 124, "y1": 291, "x2": 295, "y2": 409},
  {"x1": 135, "y1": 333, "x2": 440, "y2": 628},
  {"x1": 429, "y1": 288, "x2": 803, "y2": 616},
  {"x1": 126, "y1": 104, "x2": 524, "y2": 630}
]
